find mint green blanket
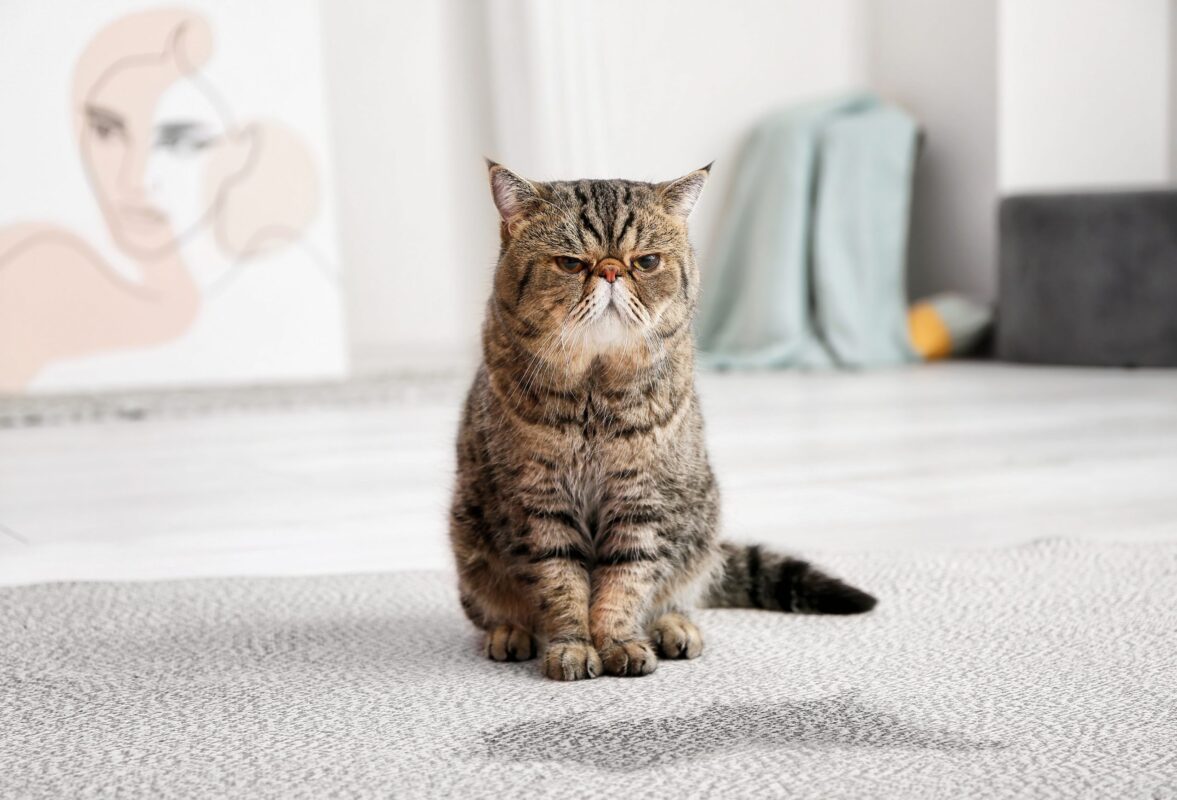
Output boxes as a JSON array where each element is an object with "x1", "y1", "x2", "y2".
[{"x1": 696, "y1": 94, "x2": 919, "y2": 369}]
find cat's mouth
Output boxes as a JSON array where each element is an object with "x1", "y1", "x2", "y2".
[{"x1": 567, "y1": 282, "x2": 650, "y2": 344}]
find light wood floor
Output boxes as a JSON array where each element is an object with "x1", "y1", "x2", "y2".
[{"x1": 2, "y1": 364, "x2": 1175, "y2": 586}]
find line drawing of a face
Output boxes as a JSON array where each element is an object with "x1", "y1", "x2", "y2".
[
  {"x1": 77, "y1": 19, "x2": 254, "y2": 260},
  {"x1": 0, "y1": 8, "x2": 328, "y2": 392}
]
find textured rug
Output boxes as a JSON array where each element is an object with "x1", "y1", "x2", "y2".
[{"x1": 2, "y1": 540, "x2": 1175, "y2": 799}]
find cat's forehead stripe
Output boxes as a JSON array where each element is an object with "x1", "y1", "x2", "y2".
[{"x1": 555, "y1": 179, "x2": 653, "y2": 255}]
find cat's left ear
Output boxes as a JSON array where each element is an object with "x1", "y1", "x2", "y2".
[{"x1": 657, "y1": 163, "x2": 712, "y2": 218}]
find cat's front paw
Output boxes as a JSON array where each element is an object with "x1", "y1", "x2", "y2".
[
  {"x1": 542, "y1": 639, "x2": 602, "y2": 681},
  {"x1": 650, "y1": 613, "x2": 703, "y2": 659},
  {"x1": 597, "y1": 638, "x2": 658, "y2": 677}
]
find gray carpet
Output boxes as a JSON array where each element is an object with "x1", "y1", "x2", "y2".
[{"x1": 2, "y1": 540, "x2": 1175, "y2": 799}]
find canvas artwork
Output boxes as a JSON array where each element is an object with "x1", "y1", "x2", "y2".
[{"x1": 0, "y1": 2, "x2": 347, "y2": 393}]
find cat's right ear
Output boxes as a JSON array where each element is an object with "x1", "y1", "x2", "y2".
[{"x1": 487, "y1": 160, "x2": 543, "y2": 235}]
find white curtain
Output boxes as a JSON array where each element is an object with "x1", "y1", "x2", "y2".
[{"x1": 484, "y1": 0, "x2": 618, "y2": 179}]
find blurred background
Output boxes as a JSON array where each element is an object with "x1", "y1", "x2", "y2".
[
  {"x1": 1, "y1": 0, "x2": 1176, "y2": 582},
  {"x1": 4, "y1": 0, "x2": 1177, "y2": 385},
  {"x1": 331, "y1": 0, "x2": 1175, "y2": 372}
]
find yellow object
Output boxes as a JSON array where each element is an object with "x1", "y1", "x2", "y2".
[{"x1": 908, "y1": 302, "x2": 953, "y2": 360}]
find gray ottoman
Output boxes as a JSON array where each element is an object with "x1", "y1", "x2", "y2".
[{"x1": 997, "y1": 190, "x2": 1177, "y2": 367}]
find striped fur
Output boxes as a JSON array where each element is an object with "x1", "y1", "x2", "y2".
[
  {"x1": 709, "y1": 543, "x2": 878, "y2": 614},
  {"x1": 450, "y1": 163, "x2": 876, "y2": 681}
]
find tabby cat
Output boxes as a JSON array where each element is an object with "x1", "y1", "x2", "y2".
[{"x1": 450, "y1": 161, "x2": 876, "y2": 681}]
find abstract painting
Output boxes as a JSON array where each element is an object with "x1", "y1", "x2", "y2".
[{"x1": 0, "y1": 2, "x2": 347, "y2": 392}]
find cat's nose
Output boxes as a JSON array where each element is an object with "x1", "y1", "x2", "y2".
[{"x1": 596, "y1": 258, "x2": 624, "y2": 284}]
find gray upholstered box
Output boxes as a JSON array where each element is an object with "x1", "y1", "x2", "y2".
[{"x1": 997, "y1": 190, "x2": 1177, "y2": 367}]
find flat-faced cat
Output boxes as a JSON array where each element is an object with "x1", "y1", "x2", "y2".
[{"x1": 450, "y1": 162, "x2": 876, "y2": 680}]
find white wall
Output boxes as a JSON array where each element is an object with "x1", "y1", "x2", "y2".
[
  {"x1": 866, "y1": 0, "x2": 999, "y2": 302},
  {"x1": 320, "y1": 1, "x2": 495, "y2": 371},
  {"x1": 999, "y1": 0, "x2": 1172, "y2": 192},
  {"x1": 320, "y1": 0, "x2": 870, "y2": 369},
  {"x1": 1172, "y1": 0, "x2": 1177, "y2": 179}
]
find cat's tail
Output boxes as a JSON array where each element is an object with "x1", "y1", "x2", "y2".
[{"x1": 705, "y1": 541, "x2": 877, "y2": 614}]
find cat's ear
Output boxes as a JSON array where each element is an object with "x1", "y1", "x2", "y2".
[
  {"x1": 657, "y1": 163, "x2": 712, "y2": 218},
  {"x1": 487, "y1": 160, "x2": 543, "y2": 233}
]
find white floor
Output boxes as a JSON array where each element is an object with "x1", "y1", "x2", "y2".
[{"x1": 2, "y1": 363, "x2": 1176, "y2": 587}]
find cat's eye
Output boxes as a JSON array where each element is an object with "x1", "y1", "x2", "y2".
[
  {"x1": 634, "y1": 254, "x2": 661, "y2": 271},
  {"x1": 555, "y1": 256, "x2": 587, "y2": 273}
]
